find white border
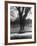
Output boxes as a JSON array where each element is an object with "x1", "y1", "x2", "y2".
[{"x1": 8, "y1": 3, "x2": 34, "y2": 43}]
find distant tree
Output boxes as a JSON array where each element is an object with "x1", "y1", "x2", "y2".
[{"x1": 16, "y1": 7, "x2": 31, "y2": 33}]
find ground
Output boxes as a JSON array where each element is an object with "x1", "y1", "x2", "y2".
[{"x1": 10, "y1": 23, "x2": 32, "y2": 39}]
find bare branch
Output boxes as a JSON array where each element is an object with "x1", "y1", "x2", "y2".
[
  {"x1": 23, "y1": 7, "x2": 31, "y2": 19},
  {"x1": 21, "y1": 7, "x2": 24, "y2": 14},
  {"x1": 16, "y1": 7, "x2": 20, "y2": 11}
]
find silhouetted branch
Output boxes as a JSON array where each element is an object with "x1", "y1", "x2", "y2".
[
  {"x1": 21, "y1": 7, "x2": 24, "y2": 14},
  {"x1": 16, "y1": 7, "x2": 20, "y2": 12},
  {"x1": 23, "y1": 7, "x2": 31, "y2": 19}
]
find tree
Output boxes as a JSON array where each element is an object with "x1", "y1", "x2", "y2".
[{"x1": 16, "y1": 7, "x2": 31, "y2": 33}]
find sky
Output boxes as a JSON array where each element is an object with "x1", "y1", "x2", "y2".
[{"x1": 10, "y1": 6, "x2": 32, "y2": 21}]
